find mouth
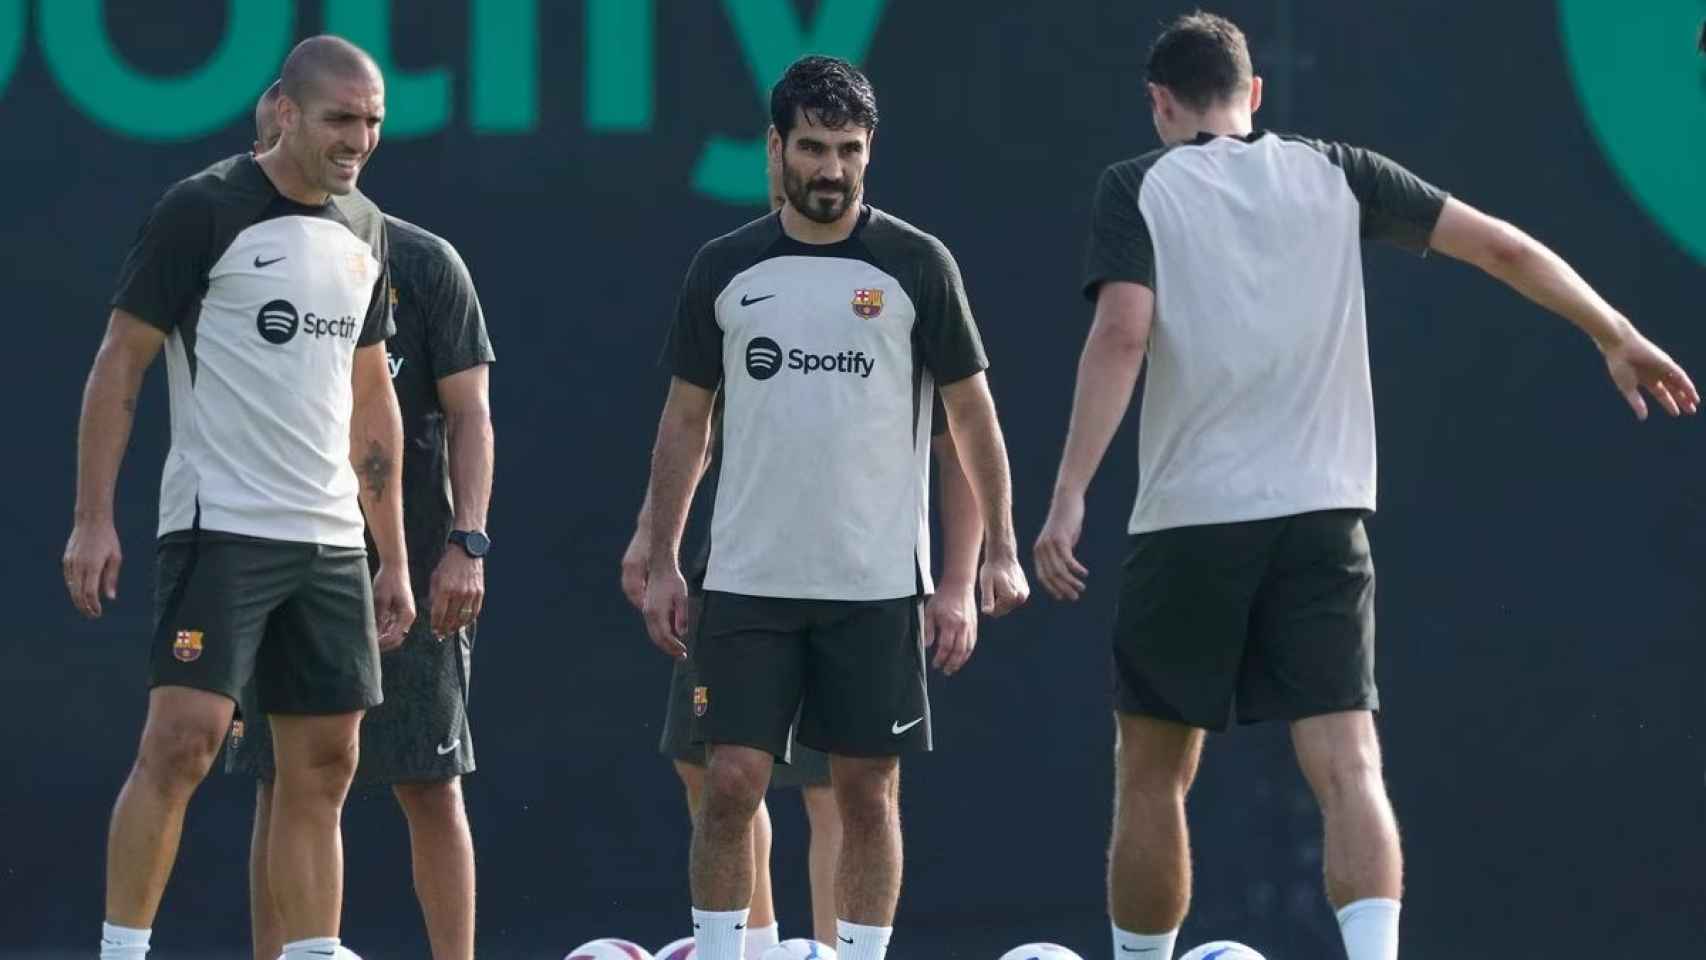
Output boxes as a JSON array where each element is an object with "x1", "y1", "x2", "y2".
[{"x1": 330, "y1": 155, "x2": 362, "y2": 177}]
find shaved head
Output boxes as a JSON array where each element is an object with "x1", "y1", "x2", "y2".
[
  {"x1": 254, "y1": 80, "x2": 283, "y2": 152},
  {"x1": 261, "y1": 35, "x2": 385, "y2": 199},
  {"x1": 279, "y1": 35, "x2": 381, "y2": 107}
]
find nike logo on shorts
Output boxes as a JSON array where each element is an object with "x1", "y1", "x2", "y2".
[
  {"x1": 436, "y1": 737, "x2": 461, "y2": 756},
  {"x1": 892, "y1": 717, "x2": 924, "y2": 735}
]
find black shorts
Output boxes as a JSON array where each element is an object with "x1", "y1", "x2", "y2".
[
  {"x1": 151, "y1": 531, "x2": 380, "y2": 716},
  {"x1": 1112, "y1": 509, "x2": 1377, "y2": 731},
  {"x1": 227, "y1": 618, "x2": 475, "y2": 786},
  {"x1": 660, "y1": 598, "x2": 830, "y2": 788},
  {"x1": 693, "y1": 591, "x2": 930, "y2": 761}
]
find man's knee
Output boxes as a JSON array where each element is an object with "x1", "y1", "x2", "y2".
[
  {"x1": 273, "y1": 720, "x2": 360, "y2": 802},
  {"x1": 701, "y1": 748, "x2": 771, "y2": 826},
  {"x1": 136, "y1": 711, "x2": 228, "y2": 794},
  {"x1": 1294, "y1": 712, "x2": 1389, "y2": 809},
  {"x1": 1115, "y1": 714, "x2": 1203, "y2": 802},
  {"x1": 393, "y1": 778, "x2": 466, "y2": 829},
  {"x1": 830, "y1": 758, "x2": 898, "y2": 832}
]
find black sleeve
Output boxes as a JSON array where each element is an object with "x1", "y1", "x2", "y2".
[
  {"x1": 356, "y1": 230, "x2": 394, "y2": 347},
  {"x1": 1081, "y1": 162, "x2": 1154, "y2": 300},
  {"x1": 423, "y1": 243, "x2": 495, "y2": 379},
  {"x1": 913, "y1": 237, "x2": 988, "y2": 385},
  {"x1": 110, "y1": 182, "x2": 213, "y2": 332},
  {"x1": 1319, "y1": 142, "x2": 1449, "y2": 254},
  {"x1": 667, "y1": 247, "x2": 726, "y2": 389}
]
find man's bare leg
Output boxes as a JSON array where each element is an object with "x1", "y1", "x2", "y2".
[
  {"x1": 105, "y1": 687, "x2": 234, "y2": 928},
  {"x1": 267, "y1": 712, "x2": 362, "y2": 945},
  {"x1": 1107, "y1": 713, "x2": 1204, "y2": 959},
  {"x1": 249, "y1": 783, "x2": 285, "y2": 960},
  {"x1": 393, "y1": 778, "x2": 476, "y2": 960},
  {"x1": 800, "y1": 784, "x2": 843, "y2": 945}
]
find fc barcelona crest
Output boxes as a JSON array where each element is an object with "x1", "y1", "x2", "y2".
[
  {"x1": 852, "y1": 288, "x2": 885, "y2": 318},
  {"x1": 173, "y1": 629, "x2": 204, "y2": 663},
  {"x1": 693, "y1": 686, "x2": 709, "y2": 718}
]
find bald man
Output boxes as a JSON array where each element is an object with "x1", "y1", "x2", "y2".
[
  {"x1": 227, "y1": 82, "x2": 494, "y2": 960},
  {"x1": 65, "y1": 36, "x2": 402, "y2": 960}
]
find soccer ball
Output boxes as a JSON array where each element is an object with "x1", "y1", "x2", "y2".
[
  {"x1": 761, "y1": 940, "x2": 838, "y2": 959},
  {"x1": 564, "y1": 939, "x2": 654, "y2": 960},
  {"x1": 997, "y1": 946, "x2": 1083, "y2": 960},
  {"x1": 654, "y1": 937, "x2": 696, "y2": 960},
  {"x1": 1178, "y1": 942, "x2": 1266, "y2": 960}
]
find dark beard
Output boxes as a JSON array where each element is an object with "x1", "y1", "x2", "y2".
[{"x1": 783, "y1": 164, "x2": 857, "y2": 224}]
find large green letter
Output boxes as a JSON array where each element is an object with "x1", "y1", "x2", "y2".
[
  {"x1": 325, "y1": 0, "x2": 450, "y2": 137},
  {"x1": 39, "y1": 0, "x2": 292, "y2": 141},
  {"x1": 0, "y1": 0, "x2": 23, "y2": 96},
  {"x1": 585, "y1": 0, "x2": 652, "y2": 131},
  {"x1": 1559, "y1": 0, "x2": 1706, "y2": 265},
  {"x1": 472, "y1": 0, "x2": 539, "y2": 133},
  {"x1": 693, "y1": 0, "x2": 888, "y2": 204}
]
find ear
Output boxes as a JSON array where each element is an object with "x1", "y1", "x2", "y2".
[
  {"x1": 767, "y1": 125, "x2": 784, "y2": 164},
  {"x1": 1147, "y1": 82, "x2": 1172, "y2": 120},
  {"x1": 1248, "y1": 75, "x2": 1264, "y2": 115}
]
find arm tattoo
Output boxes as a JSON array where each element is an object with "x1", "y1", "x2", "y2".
[{"x1": 359, "y1": 440, "x2": 392, "y2": 502}]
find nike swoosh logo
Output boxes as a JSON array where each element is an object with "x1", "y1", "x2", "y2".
[
  {"x1": 1120, "y1": 948, "x2": 1159, "y2": 954},
  {"x1": 838, "y1": 937, "x2": 856, "y2": 944},
  {"x1": 436, "y1": 737, "x2": 461, "y2": 755},
  {"x1": 734, "y1": 923, "x2": 746, "y2": 930},
  {"x1": 891, "y1": 717, "x2": 924, "y2": 735},
  {"x1": 740, "y1": 293, "x2": 776, "y2": 306},
  {"x1": 254, "y1": 255, "x2": 286, "y2": 268}
]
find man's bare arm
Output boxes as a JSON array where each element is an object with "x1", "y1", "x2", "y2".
[
  {"x1": 429, "y1": 364, "x2": 493, "y2": 636},
  {"x1": 939, "y1": 373, "x2": 1028, "y2": 616},
  {"x1": 645, "y1": 379, "x2": 718, "y2": 573},
  {"x1": 351, "y1": 344, "x2": 406, "y2": 563},
  {"x1": 1429, "y1": 197, "x2": 1698, "y2": 418},
  {"x1": 351, "y1": 343, "x2": 415, "y2": 645},
  {"x1": 438, "y1": 365, "x2": 494, "y2": 532},
  {"x1": 931, "y1": 428, "x2": 982, "y2": 589},
  {"x1": 64, "y1": 310, "x2": 165, "y2": 617},
  {"x1": 1034, "y1": 281, "x2": 1154, "y2": 602}
]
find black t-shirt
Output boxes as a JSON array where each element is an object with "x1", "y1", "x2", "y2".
[{"x1": 370, "y1": 215, "x2": 495, "y2": 591}]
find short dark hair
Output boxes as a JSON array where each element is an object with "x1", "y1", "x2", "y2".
[
  {"x1": 1146, "y1": 11, "x2": 1252, "y2": 111},
  {"x1": 279, "y1": 35, "x2": 380, "y2": 104},
  {"x1": 770, "y1": 55, "x2": 879, "y2": 144}
]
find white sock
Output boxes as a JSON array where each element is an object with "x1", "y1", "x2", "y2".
[
  {"x1": 693, "y1": 907, "x2": 750, "y2": 960},
  {"x1": 743, "y1": 923, "x2": 781, "y2": 959},
  {"x1": 280, "y1": 936, "x2": 340, "y2": 960},
  {"x1": 1337, "y1": 898, "x2": 1400, "y2": 960},
  {"x1": 835, "y1": 920, "x2": 892, "y2": 960},
  {"x1": 1111, "y1": 923, "x2": 1178, "y2": 960},
  {"x1": 99, "y1": 922, "x2": 150, "y2": 960}
]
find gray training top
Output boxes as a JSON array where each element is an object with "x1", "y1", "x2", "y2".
[
  {"x1": 112, "y1": 154, "x2": 392, "y2": 547},
  {"x1": 1083, "y1": 131, "x2": 1448, "y2": 535},
  {"x1": 670, "y1": 206, "x2": 988, "y2": 601}
]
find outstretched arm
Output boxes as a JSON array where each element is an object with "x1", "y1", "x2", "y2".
[
  {"x1": 1429, "y1": 197, "x2": 1698, "y2": 419},
  {"x1": 1033, "y1": 281, "x2": 1154, "y2": 602},
  {"x1": 64, "y1": 309, "x2": 165, "y2": 618}
]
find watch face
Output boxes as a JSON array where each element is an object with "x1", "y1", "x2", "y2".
[{"x1": 464, "y1": 531, "x2": 490, "y2": 556}]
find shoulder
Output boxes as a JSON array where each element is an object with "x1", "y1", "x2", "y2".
[
  {"x1": 862, "y1": 207, "x2": 958, "y2": 273},
  {"x1": 330, "y1": 186, "x2": 385, "y2": 251},
  {"x1": 687, "y1": 212, "x2": 782, "y2": 286},
  {"x1": 385, "y1": 214, "x2": 467, "y2": 277},
  {"x1": 150, "y1": 153, "x2": 259, "y2": 220},
  {"x1": 1099, "y1": 145, "x2": 1178, "y2": 194}
]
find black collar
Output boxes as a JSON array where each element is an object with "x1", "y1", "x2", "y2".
[{"x1": 1187, "y1": 129, "x2": 1267, "y2": 146}]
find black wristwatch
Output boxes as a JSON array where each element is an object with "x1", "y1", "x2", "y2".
[{"x1": 448, "y1": 530, "x2": 491, "y2": 559}]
